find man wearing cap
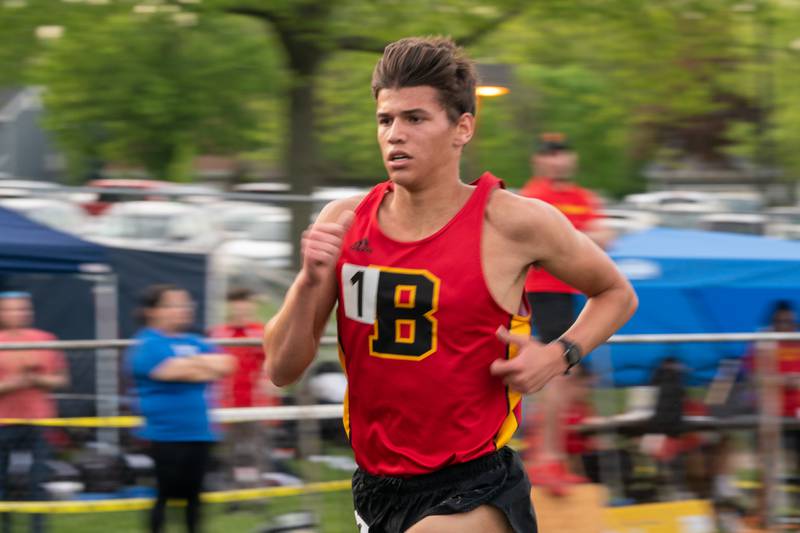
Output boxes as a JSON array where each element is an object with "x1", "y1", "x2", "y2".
[
  {"x1": 519, "y1": 134, "x2": 612, "y2": 495},
  {"x1": 0, "y1": 291, "x2": 68, "y2": 532}
]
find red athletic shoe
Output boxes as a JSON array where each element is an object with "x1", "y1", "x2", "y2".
[
  {"x1": 553, "y1": 461, "x2": 588, "y2": 484},
  {"x1": 527, "y1": 461, "x2": 568, "y2": 497}
]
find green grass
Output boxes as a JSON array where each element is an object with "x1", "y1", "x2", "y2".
[
  {"x1": 36, "y1": 490, "x2": 355, "y2": 533},
  {"x1": 19, "y1": 454, "x2": 358, "y2": 533}
]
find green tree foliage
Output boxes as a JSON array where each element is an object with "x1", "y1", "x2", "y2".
[
  {"x1": 504, "y1": 1, "x2": 794, "y2": 194},
  {"x1": 3, "y1": 0, "x2": 799, "y2": 197},
  {"x1": 32, "y1": 8, "x2": 280, "y2": 181},
  {"x1": 0, "y1": 0, "x2": 126, "y2": 86},
  {"x1": 317, "y1": 51, "x2": 384, "y2": 183}
]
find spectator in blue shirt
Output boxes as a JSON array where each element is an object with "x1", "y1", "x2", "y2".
[{"x1": 128, "y1": 284, "x2": 234, "y2": 533}]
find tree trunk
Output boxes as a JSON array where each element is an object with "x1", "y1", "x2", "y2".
[
  {"x1": 287, "y1": 74, "x2": 316, "y2": 269},
  {"x1": 279, "y1": 9, "x2": 331, "y2": 268}
]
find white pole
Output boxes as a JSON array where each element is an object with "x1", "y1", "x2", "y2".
[{"x1": 93, "y1": 273, "x2": 119, "y2": 453}]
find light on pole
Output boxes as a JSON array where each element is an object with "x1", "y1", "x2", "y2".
[{"x1": 468, "y1": 63, "x2": 512, "y2": 179}]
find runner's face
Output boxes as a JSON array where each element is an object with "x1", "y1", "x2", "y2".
[
  {"x1": 376, "y1": 86, "x2": 472, "y2": 189},
  {"x1": 0, "y1": 297, "x2": 32, "y2": 330}
]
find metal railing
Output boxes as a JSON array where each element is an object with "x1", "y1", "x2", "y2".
[{"x1": 0, "y1": 331, "x2": 798, "y2": 351}]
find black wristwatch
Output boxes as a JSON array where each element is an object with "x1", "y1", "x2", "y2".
[{"x1": 557, "y1": 337, "x2": 583, "y2": 375}]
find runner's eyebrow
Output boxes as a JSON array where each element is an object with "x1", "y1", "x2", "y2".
[{"x1": 376, "y1": 108, "x2": 432, "y2": 119}]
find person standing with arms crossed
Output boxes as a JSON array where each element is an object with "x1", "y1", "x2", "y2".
[
  {"x1": 519, "y1": 134, "x2": 613, "y2": 494},
  {"x1": 264, "y1": 37, "x2": 637, "y2": 533},
  {"x1": 128, "y1": 285, "x2": 234, "y2": 533}
]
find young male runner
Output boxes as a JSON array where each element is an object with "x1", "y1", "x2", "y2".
[{"x1": 264, "y1": 36, "x2": 637, "y2": 533}]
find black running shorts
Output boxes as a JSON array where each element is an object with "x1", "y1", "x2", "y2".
[{"x1": 351, "y1": 447, "x2": 537, "y2": 533}]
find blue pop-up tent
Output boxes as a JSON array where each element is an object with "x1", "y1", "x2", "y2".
[
  {"x1": 0, "y1": 206, "x2": 116, "y2": 417},
  {"x1": 601, "y1": 228, "x2": 800, "y2": 386},
  {"x1": 0, "y1": 206, "x2": 108, "y2": 273}
]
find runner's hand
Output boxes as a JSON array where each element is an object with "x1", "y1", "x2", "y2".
[
  {"x1": 490, "y1": 325, "x2": 566, "y2": 394},
  {"x1": 300, "y1": 210, "x2": 355, "y2": 286}
]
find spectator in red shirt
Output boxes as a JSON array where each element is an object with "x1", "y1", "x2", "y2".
[
  {"x1": 751, "y1": 301, "x2": 800, "y2": 418},
  {"x1": 713, "y1": 301, "x2": 800, "y2": 509},
  {"x1": 0, "y1": 291, "x2": 68, "y2": 533},
  {"x1": 210, "y1": 288, "x2": 271, "y2": 409},
  {"x1": 519, "y1": 133, "x2": 612, "y2": 494},
  {"x1": 209, "y1": 288, "x2": 276, "y2": 487}
]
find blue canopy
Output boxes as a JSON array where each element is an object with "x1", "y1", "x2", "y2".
[
  {"x1": 601, "y1": 228, "x2": 800, "y2": 386},
  {"x1": 0, "y1": 206, "x2": 108, "y2": 273}
]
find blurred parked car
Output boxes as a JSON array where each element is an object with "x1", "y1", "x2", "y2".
[
  {"x1": 714, "y1": 192, "x2": 764, "y2": 213},
  {"x1": 158, "y1": 183, "x2": 222, "y2": 205},
  {"x1": 0, "y1": 197, "x2": 91, "y2": 235},
  {"x1": 311, "y1": 186, "x2": 369, "y2": 202},
  {"x1": 599, "y1": 209, "x2": 660, "y2": 237},
  {"x1": 766, "y1": 206, "x2": 800, "y2": 226},
  {"x1": 231, "y1": 183, "x2": 367, "y2": 211},
  {"x1": 86, "y1": 201, "x2": 222, "y2": 251},
  {"x1": 80, "y1": 179, "x2": 170, "y2": 216},
  {"x1": 699, "y1": 213, "x2": 767, "y2": 235},
  {"x1": 232, "y1": 182, "x2": 292, "y2": 194},
  {"x1": 0, "y1": 179, "x2": 60, "y2": 199},
  {"x1": 217, "y1": 209, "x2": 293, "y2": 284},
  {"x1": 230, "y1": 182, "x2": 292, "y2": 206},
  {"x1": 623, "y1": 190, "x2": 726, "y2": 212},
  {"x1": 766, "y1": 206, "x2": 800, "y2": 240},
  {"x1": 207, "y1": 201, "x2": 291, "y2": 240},
  {"x1": 650, "y1": 204, "x2": 713, "y2": 230}
]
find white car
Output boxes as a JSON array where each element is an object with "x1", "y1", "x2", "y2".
[
  {"x1": 231, "y1": 183, "x2": 368, "y2": 213},
  {"x1": 0, "y1": 197, "x2": 91, "y2": 235},
  {"x1": 714, "y1": 192, "x2": 764, "y2": 213},
  {"x1": 699, "y1": 213, "x2": 767, "y2": 235},
  {"x1": 207, "y1": 201, "x2": 291, "y2": 240},
  {"x1": 650, "y1": 203, "x2": 714, "y2": 230},
  {"x1": 311, "y1": 186, "x2": 369, "y2": 202},
  {"x1": 766, "y1": 206, "x2": 800, "y2": 226},
  {"x1": 158, "y1": 183, "x2": 222, "y2": 205},
  {"x1": 623, "y1": 190, "x2": 726, "y2": 212},
  {"x1": 599, "y1": 209, "x2": 660, "y2": 237},
  {"x1": 766, "y1": 206, "x2": 800, "y2": 240},
  {"x1": 217, "y1": 210, "x2": 293, "y2": 278},
  {"x1": 87, "y1": 201, "x2": 222, "y2": 251},
  {"x1": 0, "y1": 179, "x2": 61, "y2": 199}
]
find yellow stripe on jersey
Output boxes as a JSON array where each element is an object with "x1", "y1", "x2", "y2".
[
  {"x1": 495, "y1": 312, "x2": 531, "y2": 449},
  {"x1": 337, "y1": 344, "x2": 351, "y2": 439},
  {"x1": 555, "y1": 203, "x2": 591, "y2": 216}
]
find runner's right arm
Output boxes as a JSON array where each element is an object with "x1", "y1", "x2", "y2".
[{"x1": 263, "y1": 199, "x2": 358, "y2": 386}]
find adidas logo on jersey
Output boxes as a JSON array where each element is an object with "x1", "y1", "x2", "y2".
[{"x1": 350, "y1": 239, "x2": 372, "y2": 253}]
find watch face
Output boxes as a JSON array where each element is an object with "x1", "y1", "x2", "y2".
[
  {"x1": 558, "y1": 338, "x2": 582, "y2": 371},
  {"x1": 564, "y1": 345, "x2": 581, "y2": 366}
]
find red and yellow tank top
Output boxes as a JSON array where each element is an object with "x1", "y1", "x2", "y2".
[{"x1": 336, "y1": 173, "x2": 530, "y2": 476}]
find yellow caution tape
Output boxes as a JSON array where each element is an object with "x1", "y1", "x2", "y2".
[
  {"x1": 734, "y1": 479, "x2": 800, "y2": 493},
  {"x1": 0, "y1": 405, "x2": 345, "y2": 427},
  {"x1": 0, "y1": 417, "x2": 141, "y2": 428},
  {"x1": 201, "y1": 480, "x2": 351, "y2": 504},
  {"x1": 0, "y1": 480, "x2": 352, "y2": 514}
]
